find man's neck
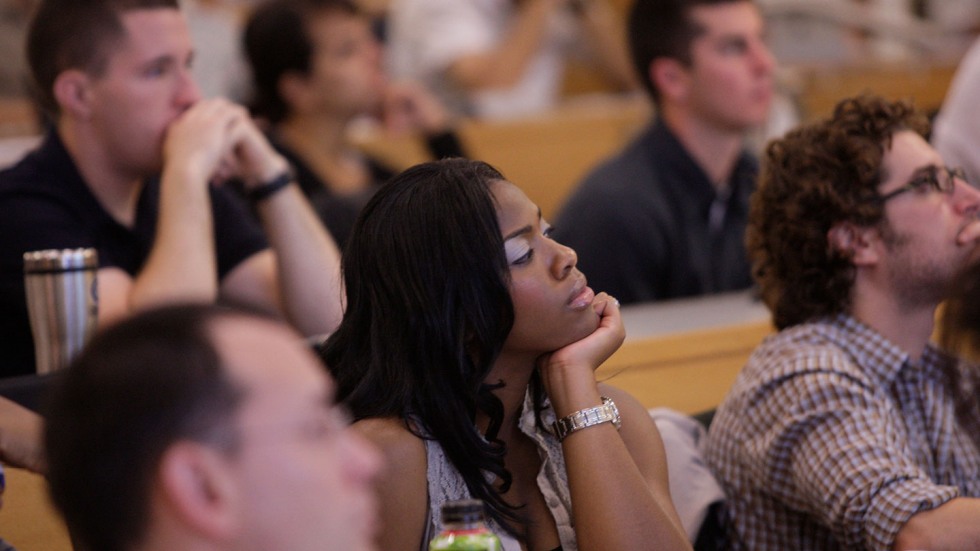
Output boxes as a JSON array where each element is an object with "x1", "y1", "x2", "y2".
[
  {"x1": 137, "y1": 492, "x2": 230, "y2": 551},
  {"x1": 278, "y1": 113, "x2": 373, "y2": 196},
  {"x1": 279, "y1": 111, "x2": 350, "y2": 159},
  {"x1": 58, "y1": 121, "x2": 143, "y2": 226},
  {"x1": 849, "y1": 277, "x2": 937, "y2": 361},
  {"x1": 661, "y1": 107, "x2": 747, "y2": 192}
]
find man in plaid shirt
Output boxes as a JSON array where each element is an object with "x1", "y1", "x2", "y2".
[{"x1": 705, "y1": 95, "x2": 980, "y2": 550}]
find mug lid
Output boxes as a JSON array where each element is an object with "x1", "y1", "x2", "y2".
[{"x1": 23, "y1": 248, "x2": 98, "y2": 273}]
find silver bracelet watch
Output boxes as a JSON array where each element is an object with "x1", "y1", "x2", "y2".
[{"x1": 552, "y1": 396, "x2": 621, "y2": 442}]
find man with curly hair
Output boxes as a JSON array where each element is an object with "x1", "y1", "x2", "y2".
[{"x1": 705, "y1": 95, "x2": 980, "y2": 550}]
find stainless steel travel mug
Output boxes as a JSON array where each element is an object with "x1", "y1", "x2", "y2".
[{"x1": 23, "y1": 248, "x2": 99, "y2": 374}]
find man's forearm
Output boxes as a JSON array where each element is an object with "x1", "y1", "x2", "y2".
[
  {"x1": 254, "y1": 183, "x2": 344, "y2": 336},
  {"x1": 130, "y1": 165, "x2": 218, "y2": 311},
  {"x1": 449, "y1": 0, "x2": 556, "y2": 90},
  {"x1": 894, "y1": 498, "x2": 980, "y2": 551}
]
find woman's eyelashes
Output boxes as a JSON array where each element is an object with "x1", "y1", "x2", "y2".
[
  {"x1": 506, "y1": 239, "x2": 533, "y2": 266},
  {"x1": 542, "y1": 221, "x2": 555, "y2": 239},
  {"x1": 506, "y1": 222, "x2": 556, "y2": 266}
]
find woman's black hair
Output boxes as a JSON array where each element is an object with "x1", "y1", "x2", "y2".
[{"x1": 321, "y1": 158, "x2": 525, "y2": 531}]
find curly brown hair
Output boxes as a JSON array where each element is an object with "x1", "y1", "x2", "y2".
[{"x1": 747, "y1": 95, "x2": 930, "y2": 329}]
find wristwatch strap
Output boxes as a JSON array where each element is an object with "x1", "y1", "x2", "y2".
[
  {"x1": 552, "y1": 396, "x2": 621, "y2": 442},
  {"x1": 247, "y1": 169, "x2": 294, "y2": 203}
]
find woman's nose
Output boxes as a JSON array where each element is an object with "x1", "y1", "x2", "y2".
[{"x1": 550, "y1": 241, "x2": 577, "y2": 280}]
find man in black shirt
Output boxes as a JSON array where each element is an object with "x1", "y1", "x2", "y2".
[
  {"x1": 554, "y1": 0, "x2": 775, "y2": 304},
  {"x1": 0, "y1": 0, "x2": 344, "y2": 377}
]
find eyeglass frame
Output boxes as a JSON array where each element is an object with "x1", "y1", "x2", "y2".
[{"x1": 874, "y1": 165, "x2": 968, "y2": 204}]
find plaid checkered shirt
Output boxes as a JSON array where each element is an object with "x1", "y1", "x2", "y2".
[{"x1": 705, "y1": 314, "x2": 980, "y2": 550}]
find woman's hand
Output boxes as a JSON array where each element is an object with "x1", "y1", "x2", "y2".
[{"x1": 537, "y1": 293, "x2": 624, "y2": 409}]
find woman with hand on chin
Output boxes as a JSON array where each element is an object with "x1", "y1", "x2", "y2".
[{"x1": 320, "y1": 158, "x2": 690, "y2": 551}]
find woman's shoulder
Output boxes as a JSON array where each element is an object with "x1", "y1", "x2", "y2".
[
  {"x1": 597, "y1": 383, "x2": 645, "y2": 411},
  {"x1": 353, "y1": 416, "x2": 427, "y2": 467},
  {"x1": 597, "y1": 383, "x2": 656, "y2": 430},
  {"x1": 353, "y1": 418, "x2": 431, "y2": 550}
]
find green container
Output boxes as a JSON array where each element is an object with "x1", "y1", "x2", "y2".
[{"x1": 429, "y1": 499, "x2": 503, "y2": 551}]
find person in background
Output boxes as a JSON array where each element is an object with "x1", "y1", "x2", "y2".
[
  {"x1": 932, "y1": 36, "x2": 980, "y2": 184},
  {"x1": 705, "y1": 95, "x2": 980, "y2": 550},
  {"x1": 352, "y1": 0, "x2": 390, "y2": 39},
  {"x1": 322, "y1": 158, "x2": 691, "y2": 551},
  {"x1": 243, "y1": 0, "x2": 464, "y2": 248},
  {"x1": 553, "y1": 0, "x2": 774, "y2": 305},
  {"x1": 942, "y1": 252, "x2": 980, "y2": 354},
  {"x1": 0, "y1": 0, "x2": 37, "y2": 100},
  {"x1": 385, "y1": 0, "x2": 638, "y2": 120},
  {"x1": 184, "y1": 0, "x2": 251, "y2": 102},
  {"x1": 45, "y1": 303, "x2": 381, "y2": 551},
  {"x1": 0, "y1": 0, "x2": 344, "y2": 378}
]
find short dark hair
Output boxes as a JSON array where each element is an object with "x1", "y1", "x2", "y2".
[
  {"x1": 321, "y1": 158, "x2": 526, "y2": 534},
  {"x1": 243, "y1": 0, "x2": 360, "y2": 123},
  {"x1": 747, "y1": 95, "x2": 929, "y2": 329},
  {"x1": 628, "y1": 0, "x2": 748, "y2": 105},
  {"x1": 26, "y1": 0, "x2": 179, "y2": 116},
  {"x1": 45, "y1": 304, "x2": 249, "y2": 551}
]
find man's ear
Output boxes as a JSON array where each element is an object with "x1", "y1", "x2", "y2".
[
  {"x1": 52, "y1": 69, "x2": 94, "y2": 119},
  {"x1": 827, "y1": 222, "x2": 880, "y2": 266},
  {"x1": 649, "y1": 57, "x2": 690, "y2": 104},
  {"x1": 155, "y1": 442, "x2": 241, "y2": 542}
]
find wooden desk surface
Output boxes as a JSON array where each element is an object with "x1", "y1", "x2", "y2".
[
  {"x1": 0, "y1": 467, "x2": 73, "y2": 551},
  {"x1": 599, "y1": 291, "x2": 773, "y2": 414},
  {"x1": 351, "y1": 95, "x2": 652, "y2": 220},
  {"x1": 793, "y1": 61, "x2": 959, "y2": 121},
  {"x1": 0, "y1": 99, "x2": 40, "y2": 139}
]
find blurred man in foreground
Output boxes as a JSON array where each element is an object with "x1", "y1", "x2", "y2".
[{"x1": 45, "y1": 303, "x2": 381, "y2": 551}]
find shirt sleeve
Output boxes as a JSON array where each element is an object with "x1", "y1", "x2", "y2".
[
  {"x1": 208, "y1": 185, "x2": 269, "y2": 280},
  {"x1": 0, "y1": 192, "x2": 98, "y2": 263},
  {"x1": 747, "y1": 356, "x2": 959, "y2": 550}
]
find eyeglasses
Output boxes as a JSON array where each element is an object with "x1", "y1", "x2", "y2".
[{"x1": 875, "y1": 165, "x2": 968, "y2": 203}]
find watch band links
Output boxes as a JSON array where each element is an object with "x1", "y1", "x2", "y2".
[{"x1": 552, "y1": 396, "x2": 621, "y2": 442}]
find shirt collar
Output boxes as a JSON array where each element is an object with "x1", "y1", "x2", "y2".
[
  {"x1": 826, "y1": 312, "x2": 947, "y2": 385},
  {"x1": 517, "y1": 387, "x2": 557, "y2": 441},
  {"x1": 26, "y1": 130, "x2": 96, "y2": 196},
  {"x1": 646, "y1": 119, "x2": 757, "y2": 207}
]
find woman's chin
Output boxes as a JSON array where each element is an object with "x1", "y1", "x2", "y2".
[
  {"x1": 553, "y1": 315, "x2": 601, "y2": 350},
  {"x1": 507, "y1": 309, "x2": 602, "y2": 356}
]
